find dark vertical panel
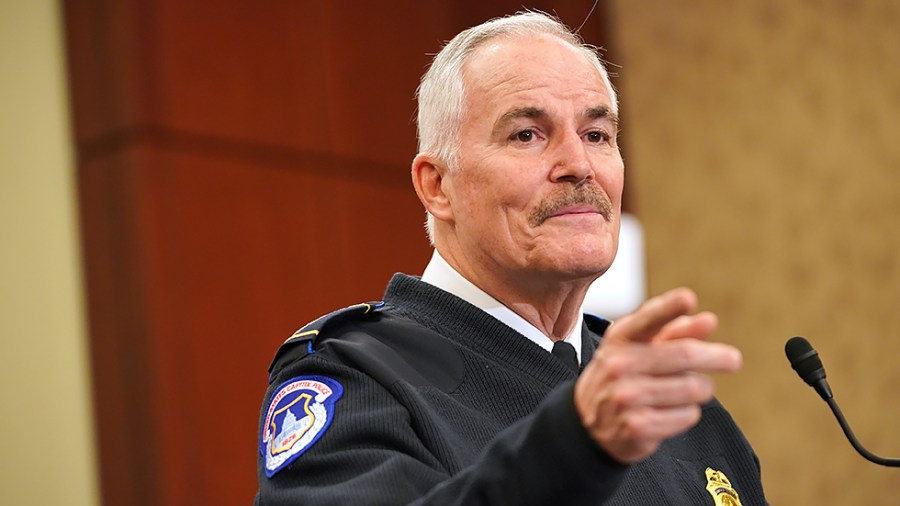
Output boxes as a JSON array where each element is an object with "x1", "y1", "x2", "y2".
[
  {"x1": 77, "y1": 151, "x2": 162, "y2": 506},
  {"x1": 64, "y1": 1, "x2": 616, "y2": 504}
]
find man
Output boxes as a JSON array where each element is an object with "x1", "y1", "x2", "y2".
[{"x1": 257, "y1": 12, "x2": 767, "y2": 505}]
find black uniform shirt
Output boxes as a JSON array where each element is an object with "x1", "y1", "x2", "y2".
[{"x1": 256, "y1": 273, "x2": 767, "y2": 505}]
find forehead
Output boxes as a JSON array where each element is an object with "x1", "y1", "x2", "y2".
[{"x1": 461, "y1": 33, "x2": 612, "y2": 114}]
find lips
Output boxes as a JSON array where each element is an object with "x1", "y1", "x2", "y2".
[{"x1": 548, "y1": 204, "x2": 602, "y2": 218}]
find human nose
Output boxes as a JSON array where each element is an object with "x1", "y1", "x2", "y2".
[{"x1": 548, "y1": 129, "x2": 592, "y2": 183}]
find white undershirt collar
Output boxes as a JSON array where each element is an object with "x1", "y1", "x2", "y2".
[{"x1": 420, "y1": 250, "x2": 583, "y2": 363}]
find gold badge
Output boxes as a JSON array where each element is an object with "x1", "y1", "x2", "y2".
[{"x1": 705, "y1": 467, "x2": 743, "y2": 506}]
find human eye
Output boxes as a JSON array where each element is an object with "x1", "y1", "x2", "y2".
[
  {"x1": 510, "y1": 129, "x2": 538, "y2": 144},
  {"x1": 584, "y1": 129, "x2": 611, "y2": 144}
]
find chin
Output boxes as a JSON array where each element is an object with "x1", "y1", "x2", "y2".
[
  {"x1": 562, "y1": 259, "x2": 613, "y2": 281},
  {"x1": 535, "y1": 241, "x2": 617, "y2": 281}
]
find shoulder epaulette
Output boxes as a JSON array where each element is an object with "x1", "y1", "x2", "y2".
[
  {"x1": 268, "y1": 302, "x2": 384, "y2": 382},
  {"x1": 584, "y1": 313, "x2": 613, "y2": 337}
]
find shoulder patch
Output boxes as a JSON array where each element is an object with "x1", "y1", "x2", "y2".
[{"x1": 260, "y1": 375, "x2": 344, "y2": 478}]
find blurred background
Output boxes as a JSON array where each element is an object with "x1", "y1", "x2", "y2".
[{"x1": 3, "y1": 1, "x2": 900, "y2": 504}]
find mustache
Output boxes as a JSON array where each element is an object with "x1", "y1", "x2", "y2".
[{"x1": 528, "y1": 184, "x2": 614, "y2": 227}]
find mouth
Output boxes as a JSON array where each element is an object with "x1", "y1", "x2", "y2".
[{"x1": 547, "y1": 204, "x2": 602, "y2": 219}]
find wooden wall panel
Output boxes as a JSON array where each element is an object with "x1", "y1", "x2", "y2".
[{"x1": 64, "y1": 1, "x2": 615, "y2": 504}]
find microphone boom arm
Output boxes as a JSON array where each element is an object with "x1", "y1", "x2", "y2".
[{"x1": 825, "y1": 397, "x2": 900, "y2": 467}]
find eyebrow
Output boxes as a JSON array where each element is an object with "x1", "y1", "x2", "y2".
[
  {"x1": 586, "y1": 106, "x2": 620, "y2": 128},
  {"x1": 491, "y1": 105, "x2": 619, "y2": 137},
  {"x1": 492, "y1": 107, "x2": 546, "y2": 136}
]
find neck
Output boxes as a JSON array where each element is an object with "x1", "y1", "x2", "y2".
[
  {"x1": 435, "y1": 244, "x2": 593, "y2": 341},
  {"x1": 502, "y1": 282, "x2": 589, "y2": 340}
]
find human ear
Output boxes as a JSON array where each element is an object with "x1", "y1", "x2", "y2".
[{"x1": 411, "y1": 153, "x2": 454, "y2": 223}]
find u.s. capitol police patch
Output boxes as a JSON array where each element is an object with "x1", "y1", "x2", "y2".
[{"x1": 260, "y1": 375, "x2": 343, "y2": 478}]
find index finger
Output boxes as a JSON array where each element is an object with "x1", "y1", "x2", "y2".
[
  {"x1": 634, "y1": 339, "x2": 744, "y2": 376},
  {"x1": 655, "y1": 312, "x2": 718, "y2": 342},
  {"x1": 605, "y1": 287, "x2": 699, "y2": 345}
]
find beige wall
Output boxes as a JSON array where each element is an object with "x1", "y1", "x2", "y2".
[
  {"x1": 613, "y1": 1, "x2": 900, "y2": 503},
  {"x1": 0, "y1": 2, "x2": 98, "y2": 505}
]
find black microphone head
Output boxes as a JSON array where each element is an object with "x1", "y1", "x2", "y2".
[{"x1": 785, "y1": 336, "x2": 827, "y2": 386}]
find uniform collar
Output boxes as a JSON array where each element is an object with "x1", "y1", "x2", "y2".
[{"x1": 420, "y1": 250, "x2": 583, "y2": 363}]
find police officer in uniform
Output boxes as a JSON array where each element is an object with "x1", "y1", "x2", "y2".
[{"x1": 257, "y1": 11, "x2": 767, "y2": 506}]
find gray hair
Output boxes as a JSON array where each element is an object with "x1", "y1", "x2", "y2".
[{"x1": 415, "y1": 11, "x2": 618, "y2": 243}]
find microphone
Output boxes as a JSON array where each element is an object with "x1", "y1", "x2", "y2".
[{"x1": 785, "y1": 336, "x2": 900, "y2": 467}]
